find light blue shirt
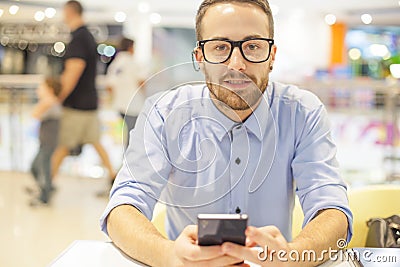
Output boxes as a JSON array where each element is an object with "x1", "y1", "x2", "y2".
[{"x1": 100, "y1": 81, "x2": 353, "y2": 242}]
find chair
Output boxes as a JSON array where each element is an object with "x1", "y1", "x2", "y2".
[
  {"x1": 347, "y1": 184, "x2": 400, "y2": 248},
  {"x1": 151, "y1": 202, "x2": 167, "y2": 238},
  {"x1": 292, "y1": 196, "x2": 304, "y2": 238}
]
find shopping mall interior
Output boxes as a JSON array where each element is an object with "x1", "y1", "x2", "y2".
[{"x1": 1, "y1": 0, "x2": 400, "y2": 266}]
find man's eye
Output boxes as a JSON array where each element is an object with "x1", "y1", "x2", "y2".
[
  {"x1": 215, "y1": 45, "x2": 228, "y2": 51},
  {"x1": 247, "y1": 44, "x2": 259, "y2": 50}
]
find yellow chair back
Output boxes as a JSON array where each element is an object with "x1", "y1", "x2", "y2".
[
  {"x1": 151, "y1": 202, "x2": 167, "y2": 238},
  {"x1": 292, "y1": 196, "x2": 304, "y2": 238},
  {"x1": 348, "y1": 184, "x2": 400, "y2": 248}
]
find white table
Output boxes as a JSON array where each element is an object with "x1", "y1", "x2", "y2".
[
  {"x1": 49, "y1": 240, "x2": 366, "y2": 267},
  {"x1": 49, "y1": 240, "x2": 147, "y2": 267}
]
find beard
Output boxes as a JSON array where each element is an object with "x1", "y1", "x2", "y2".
[{"x1": 204, "y1": 66, "x2": 269, "y2": 111}]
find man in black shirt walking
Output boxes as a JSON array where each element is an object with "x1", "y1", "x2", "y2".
[{"x1": 52, "y1": 0, "x2": 115, "y2": 187}]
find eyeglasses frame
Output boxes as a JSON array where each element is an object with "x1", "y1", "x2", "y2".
[{"x1": 196, "y1": 38, "x2": 275, "y2": 64}]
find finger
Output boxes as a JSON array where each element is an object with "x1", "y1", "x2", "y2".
[
  {"x1": 183, "y1": 244, "x2": 225, "y2": 261},
  {"x1": 177, "y1": 225, "x2": 224, "y2": 261},
  {"x1": 181, "y1": 255, "x2": 244, "y2": 267},
  {"x1": 245, "y1": 226, "x2": 280, "y2": 247},
  {"x1": 221, "y1": 242, "x2": 261, "y2": 265},
  {"x1": 226, "y1": 263, "x2": 250, "y2": 267},
  {"x1": 183, "y1": 225, "x2": 198, "y2": 241},
  {"x1": 245, "y1": 237, "x2": 257, "y2": 248}
]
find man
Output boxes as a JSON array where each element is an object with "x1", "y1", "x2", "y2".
[
  {"x1": 100, "y1": 0, "x2": 353, "y2": 266},
  {"x1": 52, "y1": 1, "x2": 115, "y2": 184},
  {"x1": 105, "y1": 37, "x2": 146, "y2": 150}
]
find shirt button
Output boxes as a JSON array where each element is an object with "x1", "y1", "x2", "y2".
[
  {"x1": 235, "y1": 157, "x2": 241, "y2": 165},
  {"x1": 236, "y1": 125, "x2": 242, "y2": 129}
]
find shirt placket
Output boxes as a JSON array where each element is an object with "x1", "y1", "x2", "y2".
[{"x1": 229, "y1": 124, "x2": 249, "y2": 214}]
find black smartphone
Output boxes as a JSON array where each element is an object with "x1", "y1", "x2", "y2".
[{"x1": 197, "y1": 214, "x2": 248, "y2": 246}]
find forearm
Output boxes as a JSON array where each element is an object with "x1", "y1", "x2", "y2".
[
  {"x1": 59, "y1": 58, "x2": 85, "y2": 102},
  {"x1": 31, "y1": 102, "x2": 47, "y2": 119},
  {"x1": 59, "y1": 73, "x2": 77, "y2": 102},
  {"x1": 290, "y1": 209, "x2": 348, "y2": 267},
  {"x1": 107, "y1": 204, "x2": 175, "y2": 267},
  {"x1": 32, "y1": 99, "x2": 53, "y2": 119}
]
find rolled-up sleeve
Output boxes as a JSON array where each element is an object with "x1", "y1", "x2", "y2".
[
  {"x1": 292, "y1": 105, "x2": 353, "y2": 243},
  {"x1": 100, "y1": 97, "x2": 172, "y2": 236}
]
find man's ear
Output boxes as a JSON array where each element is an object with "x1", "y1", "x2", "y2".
[
  {"x1": 269, "y1": 45, "x2": 277, "y2": 67},
  {"x1": 192, "y1": 48, "x2": 205, "y2": 73},
  {"x1": 194, "y1": 48, "x2": 204, "y2": 62}
]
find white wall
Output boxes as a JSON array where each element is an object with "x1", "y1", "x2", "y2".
[
  {"x1": 272, "y1": 9, "x2": 331, "y2": 83},
  {"x1": 123, "y1": 10, "x2": 153, "y2": 66}
]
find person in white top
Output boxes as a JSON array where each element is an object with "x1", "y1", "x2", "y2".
[{"x1": 106, "y1": 38, "x2": 147, "y2": 149}]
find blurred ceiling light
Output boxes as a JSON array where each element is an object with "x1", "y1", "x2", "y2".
[
  {"x1": 45, "y1": 7, "x2": 56, "y2": 18},
  {"x1": 1, "y1": 36, "x2": 9, "y2": 46},
  {"x1": 34, "y1": 11, "x2": 45, "y2": 22},
  {"x1": 0, "y1": 9, "x2": 4, "y2": 18},
  {"x1": 348, "y1": 48, "x2": 361, "y2": 60},
  {"x1": 150, "y1": 12, "x2": 161, "y2": 25},
  {"x1": 100, "y1": 55, "x2": 112, "y2": 64},
  {"x1": 114, "y1": 11, "x2": 127, "y2": 23},
  {"x1": 97, "y1": 43, "x2": 106, "y2": 55},
  {"x1": 9, "y1": 5, "x2": 19, "y2": 15},
  {"x1": 324, "y1": 14, "x2": 336, "y2": 25},
  {"x1": 270, "y1": 4, "x2": 279, "y2": 16},
  {"x1": 390, "y1": 64, "x2": 400, "y2": 79},
  {"x1": 28, "y1": 42, "x2": 38, "y2": 52},
  {"x1": 383, "y1": 53, "x2": 392, "y2": 61},
  {"x1": 54, "y1": 42, "x2": 65, "y2": 53},
  {"x1": 138, "y1": 2, "x2": 150, "y2": 13},
  {"x1": 361, "y1": 13, "x2": 372, "y2": 25},
  {"x1": 18, "y1": 40, "x2": 28, "y2": 50},
  {"x1": 369, "y1": 44, "x2": 389, "y2": 58},
  {"x1": 103, "y1": 45, "x2": 116, "y2": 57}
]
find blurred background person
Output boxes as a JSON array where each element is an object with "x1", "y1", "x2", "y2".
[
  {"x1": 51, "y1": 0, "x2": 116, "y2": 188},
  {"x1": 29, "y1": 77, "x2": 62, "y2": 206},
  {"x1": 106, "y1": 37, "x2": 147, "y2": 150}
]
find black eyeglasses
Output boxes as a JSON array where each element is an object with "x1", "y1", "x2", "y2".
[{"x1": 197, "y1": 38, "x2": 274, "y2": 64}]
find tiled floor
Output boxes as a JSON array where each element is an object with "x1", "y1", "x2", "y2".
[{"x1": 0, "y1": 171, "x2": 110, "y2": 267}]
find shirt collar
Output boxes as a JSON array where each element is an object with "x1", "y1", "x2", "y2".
[
  {"x1": 202, "y1": 87, "x2": 236, "y2": 142},
  {"x1": 243, "y1": 84, "x2": 272, "y2": 141},
  {"x1": 202, "y1": 83, "x2": 273, "y2": 142}
]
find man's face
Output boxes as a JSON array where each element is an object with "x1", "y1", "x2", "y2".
[
  {"x1": 63, "y1": 6, "x2": 74, "y2": 26},
  {"x1": 196, "y1": 3, "x2": 276, "y2": 111}
]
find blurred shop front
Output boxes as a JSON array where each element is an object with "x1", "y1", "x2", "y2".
[{"x1": 297, "y1": 25, "x2": 400, "y2": 185}]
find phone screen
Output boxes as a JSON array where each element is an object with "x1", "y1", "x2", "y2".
[{"x1": 197, "y1": 214, "x2": 248, "y2": 246}]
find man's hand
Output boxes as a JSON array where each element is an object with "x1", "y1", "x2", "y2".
[
  {"x1": 173, "y1": 225, "x2": 246, "y2": 267},
  {"x1": 222, "y1": 226, "x2": 292, "y2": 267}
]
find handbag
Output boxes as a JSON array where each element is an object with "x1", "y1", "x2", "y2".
[{"x1": 365, "y1": 215, "x2": 400, "y2": 248}]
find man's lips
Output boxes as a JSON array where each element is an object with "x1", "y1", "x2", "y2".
[{"x1": 222, "y1": 79, "x2": 252, "y2": 89}]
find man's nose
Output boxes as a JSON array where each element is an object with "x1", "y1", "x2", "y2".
[{"x1": 227, "y1": 47, "x2": 246, "y2": 72}]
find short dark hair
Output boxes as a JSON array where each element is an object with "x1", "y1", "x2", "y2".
[
  {"x1": 119, "y1": 37, "x2": 135, "y2": 52},
  {"x1": 195, "y1": 0, "x2": 274, "y2": 40},
  {"x1": 65, "y1": 0, "x2": 83, "y2": 15},
  {"x1": 45, "y1": 77, "x2": 62, "y2": 96}
]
